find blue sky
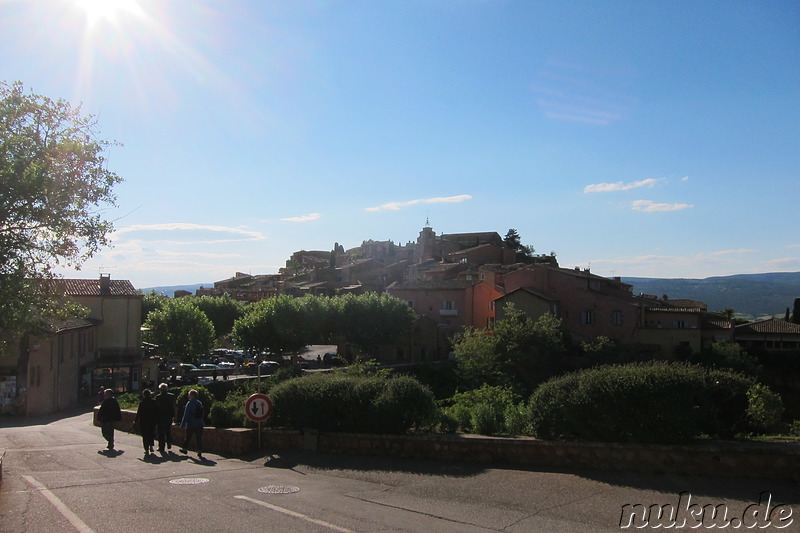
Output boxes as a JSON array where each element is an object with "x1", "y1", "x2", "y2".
[{"x1": 3, "y1": 0, "x2": 799, "y2": 288}]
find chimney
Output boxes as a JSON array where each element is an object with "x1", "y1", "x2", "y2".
[{"x1": 100, "y1": 273, "x2": 111, "y2": 295}]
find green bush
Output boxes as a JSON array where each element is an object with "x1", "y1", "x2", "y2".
[
  {"x1": 471, "y1": 403, "x2": 503, "y2": 435},
  {"x1": 528, "y1": 361, "x2": 755, "y2": 443},
  {"x1": 439, "y1": 384, "x2": 526, "y2": 436},
  {"x1": 437, "y1": 411, "x2": 459, "y2": 433},
  {"x1": 745, "y1": 383, "x2": 784, "y2": 433},
  {"x1": 116, "y1": 392, "x2": 140, "y2": 410},
  {"x1": 445, "y1": 403, "x2": 473, "y2": 432},
  {"x1": 504, "y1": 403, "x2": 533, "y2": 436},
  {"x1": 789, "y1": 420, "x2": 800, "y2": 437},
  {"x1": 267, "y1": 373, "x2": 437, "y2": 433}
]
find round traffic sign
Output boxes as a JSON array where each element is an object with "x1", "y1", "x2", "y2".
[{"x1": 245, "y1": 393, "x2": 273, "y2": 423}]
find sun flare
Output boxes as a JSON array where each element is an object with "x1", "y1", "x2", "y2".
[{"x1": 74, "y1": 0, "x2": 142, "y2": 25}]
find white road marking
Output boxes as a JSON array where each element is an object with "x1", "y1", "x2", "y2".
[
  {"x1": 22, "y1": 475, "x2": 96, "y2": 533},
  {"x1": 234, "y1": 494, "x2": 355, "y2": 533}
]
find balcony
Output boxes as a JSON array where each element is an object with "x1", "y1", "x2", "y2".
[{"x1": 439, "y1": 309, "x2": 458, "y2": 317}]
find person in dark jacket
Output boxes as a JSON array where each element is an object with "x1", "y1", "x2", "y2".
[
  {"x1": 96, "y1": 389, "x2": 122, "y2": 450},
  {"x1": 133, "y1": 389, "x2": 159, "y2": 456},
  {"x1": 179, "y1": 389, "x2": 204, "y2": 459},
  {"x1": 155, "y1": 383, "x2": 177, "y2": 452}
]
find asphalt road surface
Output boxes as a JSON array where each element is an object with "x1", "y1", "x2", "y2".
[{"x1": 1, "y1": 408, "x2": 798, "y2": 532}]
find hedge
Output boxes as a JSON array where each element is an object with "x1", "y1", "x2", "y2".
[
  {"x1": 528, "y1": 361, "x2": 757, "y2": 443},
  {"x1": 267, "y1": 373, "x2": 438, "y2": 433}
]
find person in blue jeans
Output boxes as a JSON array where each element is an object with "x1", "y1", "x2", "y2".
[{"x1": 179, "y1": 389, "x2": 204, "y2": 459}]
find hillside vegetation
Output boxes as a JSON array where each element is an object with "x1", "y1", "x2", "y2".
[{"x1": 623, "y1": 272, "x2": 800, "y2": 318}]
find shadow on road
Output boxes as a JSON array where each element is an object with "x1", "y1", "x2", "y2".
[
  {"x1": 0, "y1": 403, "x2": 96, "y2": 428},
  {"x1": 568, "y1": 466, "x2": 800, "y2": 503},
  {"x1": 247, "y1": 449, "x2": 487, "y2": 479},
  {"x1": 97, "y1": 449, "x2": 125, "y2": 458}
]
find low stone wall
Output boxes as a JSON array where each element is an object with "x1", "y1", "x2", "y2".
[
  {"x1": 95, "y1": 409, "x2": 799, "y2": 481},
  {"x1": 313, "y1": 432, "x2": 800, "y2": 481}
]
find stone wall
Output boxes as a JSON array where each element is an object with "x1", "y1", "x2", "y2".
[{"x1": 96, "y1": 408, "x2": 799, "y2": 481}]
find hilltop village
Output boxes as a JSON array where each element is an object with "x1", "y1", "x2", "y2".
[{"x1": 194, "y1": 223, "x2": 797, "y2": 363}]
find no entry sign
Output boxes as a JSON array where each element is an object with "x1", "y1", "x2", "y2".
[{"x1": 244, "y1": 393, "x2": 273, "y2": 423}]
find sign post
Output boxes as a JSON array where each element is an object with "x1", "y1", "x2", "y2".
[{"x1": 245, "y1": 393, "x2": 273, "y2": 450}]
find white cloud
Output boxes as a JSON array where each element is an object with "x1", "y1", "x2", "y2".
[
  {"x1": 113, "y1": 223, "x2": 265, "y2": 243},
  {"x1": 584, "y1": 178, "x2": 660, "y2": 193},
  {"x1": 280, "y1": 213, "x2": 321, "y2": 223},
  {"x1": 365, "y1": 194, "x2": 472, "y2": 212},
  {"x1": 631, "y1": 200, "x2": 693, "y2": 212},
  {"x1": 710, "y1": 249, "x2": 757, "y2": 257}
]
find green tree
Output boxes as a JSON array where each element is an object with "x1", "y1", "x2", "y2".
[
  {"x1": 337, "y1": 292, "x2": 417, "y2": 358},
  {"x1": 299, "y1": 295, "x2": 336, "y2": 344},
  {"x1": 692, "y1": 340, "x2": 761, "y2": 376},
  {"x1": 453, "y1": 303, "x2": 568, "y2": 393},
  {"x1": 141, "y1": 291, "x2": 168, "y2": 325},
  {"x1": 0, "y1": 81, "x2": 121, "y2": 354},
  {"x1": 503, "y1": 228, "x2": 537, "y2": 262},
  {"x1": 451, "y1": 327, "x2": 501, "y2": 388},
  {"x1": 143, "y1": 298, "x2": 215, "y2": 363},
  {"x1": 503, "y1": 228, "x2": 522, "y2": 251},
  {"x1": 194, "y1": 294, "x2": 245, "y2": 340},
  {"x1": 233, "y1": 295, "x2": 309, "y2": 355}
]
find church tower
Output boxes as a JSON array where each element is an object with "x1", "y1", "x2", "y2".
[{"x1": 415, "y1": 218, "x2": 436, "y2": 263}]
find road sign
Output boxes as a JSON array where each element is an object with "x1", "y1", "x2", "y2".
[{"x1": 244, "y1": 393, "x2": 273, "y2": 423}]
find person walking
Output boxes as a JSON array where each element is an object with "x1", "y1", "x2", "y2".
[
  {"x1": 155, "y1": 383, "x2": 176, "y2": 452},
  {"x1": 179, "y1": 389, "x2": 204, "y2": 459},
  {"x1": 96, "y1": 389, "x2": 122, "y2": 451},
  {"x1": 133, "y1": 389, "x2": 159, "y2": 456}
]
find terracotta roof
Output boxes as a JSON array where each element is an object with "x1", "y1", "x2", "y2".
[
  {"x1": 499, "y1": 287, "x2": 558, "y2": 302},
  {"x1": 701, "y1": 315, "x2": 734, "y2": 330},
  {"x1": 735, "y1": 318, "x2": 800, "y2": 335},
  {"x1": 388, "y1": 279, "x2": 478, "y2": 290},
  {"x1": 644, "y1": 307, "x2": 705, "y2": 313},
  {"x1": 52, "y1": 278, "x2": 140, "y2": 297}
]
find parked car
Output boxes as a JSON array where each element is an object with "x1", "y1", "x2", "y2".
[
  {"x1": 198, "y1": 364, "x2": 222, "y2": 371},
  {"x1": 259, "y1": 361, "x2": 280, "y2": 375}
]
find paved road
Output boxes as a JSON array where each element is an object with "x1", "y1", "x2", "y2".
[{"x1": 1, "y1": 408, "x2": 798, "y2": 532}]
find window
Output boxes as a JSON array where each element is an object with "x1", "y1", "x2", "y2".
[
  {"x1": 440, "y1": 300, "x2": 458, "y2": 316},
  {"x1": 672, "y1": 320, "x2": 687, "y2": 329},
  {"x1": 580, "y1": 310, "x2": 595, "y2": 325},
  {"x1": 612, "y1": 310, "x2": 623, "y2": 326},
  {"x1": 407, "y1": 300, "x2": 413, "y2": 308}
]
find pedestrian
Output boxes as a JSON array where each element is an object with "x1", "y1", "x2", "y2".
[
  {"x1": 155, "y1": 383, "x2": 176, "y2": 452},
  {"x1": 133, "y1": 389, "x2": 159, "y2": 456},
  {"x1": 96, "y1": 386, "x2": 105, "y2": 405},
  {"x1": 179, "y1": 389, "x2": 204, "y2": 459},
  {"x1": 96, "y1": 389, "x2": 122, "y2": 451}
]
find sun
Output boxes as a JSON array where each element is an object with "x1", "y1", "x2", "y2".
[{"x1": 74, "y1": 0, "x2": 142, "y2": 25}]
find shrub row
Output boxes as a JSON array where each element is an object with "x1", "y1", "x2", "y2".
[
  {"x1": 527, "y1": 361, "x2": 763, "y2": 443},
  {"x1": 268, "y1": 373, "x2": 438, "y2": 433}
]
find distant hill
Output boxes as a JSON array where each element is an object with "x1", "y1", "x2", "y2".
[
  {"x1": 139, "y1": 272, "x2": 800, "y2": 319},
  {"x1": 622, "y1": 272, "x2": 800, "y2": 318},
  {"x1": 139, "y1": 283, "x2": 210, "y2": 297}
]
